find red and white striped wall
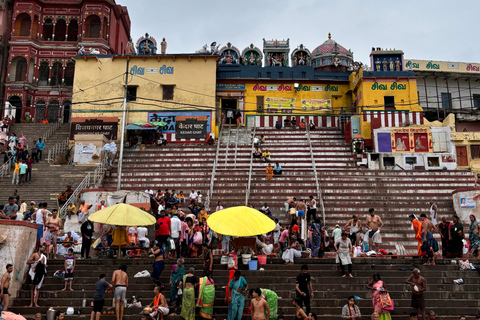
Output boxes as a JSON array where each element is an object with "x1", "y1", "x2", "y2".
[
  {"x1": 251, "y1": 115, "x2": 339, "y2": 128},
  {"x1": 162, "y1": 133, "x2": 209, "y2": 144},
  {"x1": 363, "y1": 111, "x2": 424, "y2": 127}
]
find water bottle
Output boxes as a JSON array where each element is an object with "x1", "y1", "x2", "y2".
[{"x1": 82, "y1": 298, "x2": 86, "y2": 308}]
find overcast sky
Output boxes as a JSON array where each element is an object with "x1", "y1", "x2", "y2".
[{"x1": 119, "y1": 0, "x2": 480, "y2": 66}]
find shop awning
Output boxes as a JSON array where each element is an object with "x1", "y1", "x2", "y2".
[{"x1": 125, "y1": 124, "x2": 159, "y2": 130}]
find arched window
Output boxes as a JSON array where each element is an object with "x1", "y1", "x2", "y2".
[
  {"x1": 67, "y1": 19, "x2": 78, "y2": 41},
  {"x1": 102, "y1": 17, "x2": 108, "y2": 40},
  {"x1": 84, "y1": 15, "x2": 101, "y2": 38},
  {"x1": 14, "y1": 13, "x2": 31, "y2": 37},
  {"x1": 10, "y1": 57, "x2": 27, "y2": 81},
  {"x1": 64, "y1": 63, "x2": 75, "y2": 86},
  {"x1": 43, "y1": 18, "x2": 53, "y2": 40},
  {"x1": 38, "y1": 62, "x2": 49, "y2": 86},
  {"x1": 54, "y1": 19, "x2": 66, "y2": 41},
  {"x1": 32, "y1": 16, "x2": 38, "y2": 39},
  {"x1": 50, "y1": 62, "x2": 63, "y2": 86},
  {"x1": 28, "y1": 59, "x2": 35, "y2": 83},
  {"x1": 35, "y1": 100, "x2": 46, "y2": 123},
  {"x1": 47, "y1": 100, "x2": 60, "y2": 123}
]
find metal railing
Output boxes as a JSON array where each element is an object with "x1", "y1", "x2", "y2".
[
  {"x1": 47, "y1": 137, "x2": 70, "y2": 163},
  {"x1": 223, "y1": 127, "x2": 231, "y2": 168},
  {"x1": 205, "y1": 122, "x2": 223, "y2": 211},
  {"x1": 0, "y1": 158, "x2": 12, "y2": 179},
  {"x1": 234, "y1": 126, "x2": 240, "y2": 169},
  {"x1": 59, "y1": 173, "x2": 91, "y2": 220},
  {"x1": 42, "y1": 121, "x2": 62, "y2": 143},
  {"x1": 92, "y1": 154, "x2": 110, "y2": 187},
  {"x1": 307, "y1": 124, "x2": 326, "y2": 225},
  {"x1": 245, "y1": 124, "x2": 256, "y2": 206}
]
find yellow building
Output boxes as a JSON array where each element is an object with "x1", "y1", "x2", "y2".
[{"x1": 72, "y1": 53, "x2": 218, "y2": 142}]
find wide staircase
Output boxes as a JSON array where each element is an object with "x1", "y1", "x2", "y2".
[
  {"x1": 10, "y1": 258, "x2": 480, "y2": 320},
  {"x1": 102, "y1": 143, "x2": 218, "y2": 206},
  {"x1": 0, "y1": 123, "x2": 95, "y2": 206}
]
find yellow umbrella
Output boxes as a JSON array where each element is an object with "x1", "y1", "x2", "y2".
[
  {"x1": 207, "y1": 206, "x2": 275, "y2": 237},
  {"x1": 88, "y1": 203, "x2": 156, "y2": 226}
]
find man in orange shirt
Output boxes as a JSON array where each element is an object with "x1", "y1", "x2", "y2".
[{"x1": 409, "y1": 215, "x2": 422, "y2": 256}]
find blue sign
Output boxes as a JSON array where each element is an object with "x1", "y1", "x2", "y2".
[
  {"x1": 216, "y1": 83, "x2": 245, "y2": 90},
  {"x1": 148, "y1": 112, "x2": 211, "y2": 133}
]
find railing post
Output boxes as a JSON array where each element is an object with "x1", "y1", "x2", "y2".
[
  {"x1": 205, "y1": 122, "x2": 223, "y2": 211},
  {"x1": 307, "y1": 124, "x2": 326, "y2": 226},
  {"x1": 245, "y1": 121, "x2": 256, "y2": 206}
]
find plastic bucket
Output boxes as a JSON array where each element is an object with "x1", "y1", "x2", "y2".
[
  {"x1": 248, "y1": 260, "x2": 258, "y2": 270},
  {"x1": 242, "y1": 258, "x2": 250, "y2": 265},
  {"x1": 258, "y1": 255, "x2": 267, "y2": 265}
]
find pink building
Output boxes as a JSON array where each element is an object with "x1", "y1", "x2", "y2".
[{"x1": 4, "y1": 0, "x2": 131, "y2": 123}]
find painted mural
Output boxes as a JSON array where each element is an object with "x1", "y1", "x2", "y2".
[
  {"x1": 136, "y1": 33, "x2": 157, "y2": 55},
  {"x1": 241, "y1": 44, "x2": 263, "y2": 66},
  {"x1": 390, "y1": 128, "x2": 432, "y2": 153},
  {"x1": 219, "y1": 43, "x2": 241, "y2": 65},
  {"x1": 291, "y1": 44, "x2": 311, "y2": 66}
]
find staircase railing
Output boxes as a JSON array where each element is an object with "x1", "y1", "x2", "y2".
[
  {"x1": 42, "y1": 121, "x2": 62, "y2": 143},
  {"x1": 47, "y1": 137, "x2": 70, "y2": 163},
  {"x1": 234, "y1": 126, "x2": 240, "y2": 169},
  {"x1": 205, "y1": 122, "x2": 223, "y2": 211},
  {"x1": 224, "y1": 127, "x2": 231, "y2": 168},
  {"x1": 245, "y1": 124, "x2": 256, "y2": 206},
  {"x1": 60, "y1": 173, "x2": 90, "y2": 220},
  {"x1": 92, "y1": 154, "x2": 110, "y2": 187},
  {"x1": 0, "y1": 158, "x2": 12, "y2": 179},
  {"x1": 307, "y1": 125, "x2": 326, "y2": 225}
]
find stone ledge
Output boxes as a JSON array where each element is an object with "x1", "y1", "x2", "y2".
[{"x1": 0, "y1": 220, "x2": 38, "y2": 229}]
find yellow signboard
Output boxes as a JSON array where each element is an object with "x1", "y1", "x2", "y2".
[
  {"x1": 301, "y1": 99, "x2": 331, "y2": 111},
  {"x1": 265, "y1": 97, "x2": 296, "y2": 109},
  {"x1": 404, "y1": 59, "x2": 480, "y2": 73}
]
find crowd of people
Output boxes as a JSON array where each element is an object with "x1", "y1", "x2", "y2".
[{"x1": 0, "y1": 181, "x2": 479, "y2": 320}]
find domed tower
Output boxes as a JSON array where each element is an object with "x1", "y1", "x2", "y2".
[{"x1": 311, "y1": 33, "x2": 353, "y2": 72}]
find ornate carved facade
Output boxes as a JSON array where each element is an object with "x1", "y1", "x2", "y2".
[{"x1": 4, "y1": 0, "x2": 131, "y2": 123}]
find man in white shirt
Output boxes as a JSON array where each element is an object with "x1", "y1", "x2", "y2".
[
  {"x1": 273, "y1": 219, "x2": 281, "y2": 245},
  {"x1": 189, "y1": 189, "x2": 198, "y2": 205},
  {"x1": 170, "y1": 212, "x2": 182, "y2": 258},
  {"x1": 137, "y1": 226, "x2": 149, "y2": 247},
  {"x1": 145, "y1": 188, "x2": 154, "y2": 196}
]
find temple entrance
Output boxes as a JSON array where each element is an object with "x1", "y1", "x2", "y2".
[
  {"x1": 221, "y1": 98, "x2": 237, "y2": 125},
  {"x1": 8, "y1": 96, "x2": 23, "y2": 123}
]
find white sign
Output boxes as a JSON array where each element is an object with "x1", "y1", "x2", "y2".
[
  {"x1": 312, "y1": 86, "x2": 323, "y2": 92},
  {"x1": 448, "y1": 63, "x2": 459, "y2": 69},
  {"x1": 460, "y1": 197, "x2": 476, "y2": 209},
  {"x1": 146, "y1": 68, "x2": 158, "y2": 74},
  {"x1": 267, "y1": 85, "x2": 277, "y2": 91}
]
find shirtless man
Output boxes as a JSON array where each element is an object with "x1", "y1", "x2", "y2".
[
  {"x1": 406, "y1": 269, "x2": 426, "y2": 320},
  {"x1": 112, "y1": 265, "x2": 128, "y2": 320},
  {"x1": 345, "y1": 214, "x2": 362, "y2": 246},
  {"x1": 1, "y1": 264, "x2": 13, "y2": 311},
  {"x1": 27, "y1": 245, "x2": 47, "y2": 307},
  {"x1": 285, "y1": 197, "x2": 296, "y2": 220},
  {"x1": 45, "y1": 209, "x2": 62, "y2": 260},
  {"x1": 365, "y1": 208, "x2": 384, "y2": 252},
  {"x1": 419, "y1": 214, "x2": 437, "y2": 265},
  {"x1": 250, "y1": 288, "x2": 270, "y2": 320}
]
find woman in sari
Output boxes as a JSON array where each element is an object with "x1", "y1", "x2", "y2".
[
  {"x1": 260, "y1": 288, "x2": 278, "y2": 319},
  {"x1": 228, "y1": 270, "x2": 248, "y2": 320},
  {"x1": 438, "y1": 216, "x2": 452, "y2": 258},
  {"x1": 169, "y1": 258, "x2": 185, "y2": 306},
  {"x1": 151, "y1": 242, "x2": 165, "y2": 287},
  {"x1": 309, "y1": 218, "x2": 323, "y2": 258},
  {"x1": 469, "y1": 214, "x2": 480, "y2": 258},
  {"x1": 197, "y1": 271, "x2": 215, "y2": 319},
  {"x1": 448, "y1": 215, "x2": 464, "y2": 258},
  {"x1": 366, "y1": 273, "x2": 391, "y2": 320},
  {"x1": 266, "y1": 164, "x2": 274, "y2": 180},
  {"x1": 180, "y1": 267, "x2": 197, "y2": 320}
]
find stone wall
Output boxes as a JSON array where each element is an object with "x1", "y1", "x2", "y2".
[
  {"x1": 0, "y1": 221, "x2": 38, "y2": 304},
  {"x1": 452, "y1": 188, "x2": 480, "y2": 222}
]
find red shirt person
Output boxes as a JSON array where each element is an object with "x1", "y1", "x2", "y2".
[{"x1": 155, "y1": 210, "x2": 171, "y2": 249}]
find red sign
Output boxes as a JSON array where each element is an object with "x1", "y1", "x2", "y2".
[
  {"x1": 393, "y1": 133, "x2": 410, "y2": 151},
  {"x1": 413, "y1": 133, "x2": 428, "y2": 152}
]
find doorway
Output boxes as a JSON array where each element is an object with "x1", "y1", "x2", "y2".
[
  {"x1": 8, "y1": 96, "x2": 23, "y2": 123},
  {"x1": 221, "y1": 98, "x2": 237, "y2": 125},
  {"x1": 63, "y1": 100, "x2": 71, "y2": 123},
  {"x1": 456, "y1": 146, "x2": 468, "y2": 167}
]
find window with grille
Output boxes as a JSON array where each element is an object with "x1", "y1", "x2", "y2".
[{"x1": 432, "y1": 132, "x2": 447, "y2": 152}]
